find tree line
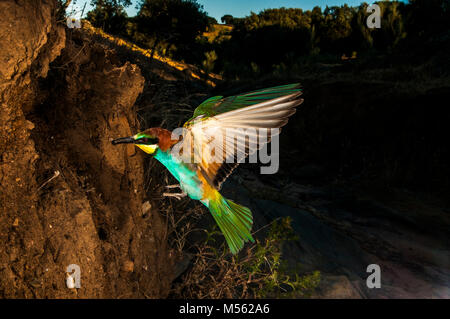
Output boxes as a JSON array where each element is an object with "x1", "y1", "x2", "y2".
[{"x1": 85, "y1": 0, "x2": 450, "y2": 79}]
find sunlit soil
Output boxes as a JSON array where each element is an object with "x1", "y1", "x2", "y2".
[{"x1": 83, "y1": 20, "x2": 222, "y2": 87}]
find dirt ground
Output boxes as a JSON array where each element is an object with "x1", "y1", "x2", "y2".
[{"x1": 0, "y1": 0, "x2": 173, "y2": 298}]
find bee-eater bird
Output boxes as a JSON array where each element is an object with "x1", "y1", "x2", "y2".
[{"x1": 112, "y1": 84, "x2": 303, "y2": 254}]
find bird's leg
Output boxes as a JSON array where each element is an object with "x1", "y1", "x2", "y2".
[
  {"x1": 165, "y1": 184, "x2": 181, "y2": 189},
  {"x1": 163, "y1": 184, "x2": 186, "y2": 200},
  {"x1": 163, "y1": 191, "x2": 187, "y2": 200}
]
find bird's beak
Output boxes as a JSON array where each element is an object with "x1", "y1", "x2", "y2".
[{"x1": 111, "y1": 136, "x2": 135, "y2": 145}]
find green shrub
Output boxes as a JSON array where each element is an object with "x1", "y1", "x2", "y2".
[{"x1": 171, "y1": 216, "x2": 320, "y2": 298}]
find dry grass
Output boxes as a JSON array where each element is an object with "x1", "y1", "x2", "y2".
[{"x1": 203, "y1": 24, "x2": 233, "y2": 44}]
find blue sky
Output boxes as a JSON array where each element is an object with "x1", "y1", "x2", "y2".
[
  {"x1": 197, "y1": 1, "x2": 374, "y2": 21},
  {"x1": 68, "y1": 0, "x2": 398, "y2": 22}
]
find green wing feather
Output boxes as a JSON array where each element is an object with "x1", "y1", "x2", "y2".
[{"x1": 184, "y1": 83, "x2": 302, "y2": 127}]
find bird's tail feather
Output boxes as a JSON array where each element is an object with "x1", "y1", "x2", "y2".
[{"x1": 207, "y1": 191, "x2": 254, "y2": 254}]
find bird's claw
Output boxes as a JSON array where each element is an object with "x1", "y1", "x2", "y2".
[
  {"x1": 165, "y1": 184, "x2": 181, "y2": 189},
  {"x1": 163, "y1": 192, "x2": 186, "y2": 200}
]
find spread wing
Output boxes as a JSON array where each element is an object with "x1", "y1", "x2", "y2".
[
  {"x1": 185, "y1": 83, "x2": 302, "y2": 124},
  {"x1": 174, "y1": 83, "x2": 303, "y2": 190}
]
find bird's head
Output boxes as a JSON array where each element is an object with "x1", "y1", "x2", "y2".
[{"x1": 111, "y1": 130, "x2": 160, "y2": 155}]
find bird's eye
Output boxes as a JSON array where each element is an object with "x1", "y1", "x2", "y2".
[{"x1": 141, "y1": 138, "x2": 148, "y2": 143}]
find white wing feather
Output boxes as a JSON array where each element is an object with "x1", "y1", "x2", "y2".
[{"x1": 173, "y1": 91, "x2": 303, "y2": 186}]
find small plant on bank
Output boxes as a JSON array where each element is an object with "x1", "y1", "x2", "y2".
[{"x1": 171, "y1": 216, "x2": 320, "y2": 298}]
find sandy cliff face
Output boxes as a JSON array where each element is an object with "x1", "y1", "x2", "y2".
[{"x1": 0, "y1": 0, "x2": 172, "y2": 298}]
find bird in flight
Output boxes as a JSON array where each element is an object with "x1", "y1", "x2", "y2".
[{"x1": 112, "y1": 84, "x2": 303, "y2": 254}]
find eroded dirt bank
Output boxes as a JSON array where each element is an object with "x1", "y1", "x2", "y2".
[{"x1": 0, "y1": 0, "x2": 172, "y2": 298}]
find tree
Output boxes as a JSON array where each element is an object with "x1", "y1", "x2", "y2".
[
  {"x1": 207, "y1": 16, "x2": 218, "y2": 25},
  {"x1": 321, "y1": 5, "x2": 353, "y2": 52},
  {"x1": 86, "y1": 0, "x2": 131, "y2": 35},
  {"x1": 348, "y1": 3, "x2": 374, "y2": 51},
  {"x1": 135, "y1": 0, "x2": 209, "y2": 62},
  {"x1": 221, "y1": 14, "x2": 234, "y2": 25},
  {"x1": 406, "y1": 0, "x2": 450, "y2": 37}
]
